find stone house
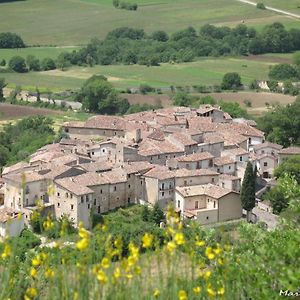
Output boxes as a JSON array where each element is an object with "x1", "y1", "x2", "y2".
[
  {"x1": 175, "y1": 184, "x2": 242, "y2": 224},
  {"x1": 168, "y1": 152, "x2": 214, "y2": 170},
  {"x1": 255, "y1": 154, "x2": 278, "y2": 178},
  {"x1": 252, "y1": 141, "x2": 283, "y2": 156},
  {"x1": 0, "y1": 208, "x2": 24, "y2": 237},
  {"x1": 213, "y1": 157, "x2": 236, "y2": 175},
  {"x1": 218, "y1": 174, "x2": 241, "y2": 192},
  {"x1": 278, "y1": 147, "x2": 300, "y2": 164}
]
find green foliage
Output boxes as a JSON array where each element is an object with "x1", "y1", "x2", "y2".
[
  {"x1": 0, "y1": 77, "x2": 6, "y2": 101},
  {"x1": 0, "y1": 116, "x2": 55, "y2": 168},
  {"x1": 112, "y1": 0, "x2": 119, "y2": 8},
  {"x1": 61, "y1": 23, "x2": 300, "y2": 68},
  {"x1": 292, "y1": 51, "x2": 300, "y2": 66},
  {"x1": 219, "y1": 101, "x2": 248, "y2": 118},
  {"x1": 249, "y1": 79, "x2": 259, "y2": 90},
  {"x1": 0, "y1": 32, "x2": 25, "y2": 49},
  {"x1": 119, "y1": 2, "x2": 138, "y2": 11},
  {"x1": 56, "y1": 52, "x2": 71, "y2": 71},
  {"x1": 139, "y1": 84, "x2": 155, "y2": 94},
  {"x1": 26, "y1": 54, "x2": 40, "y2": 71},
  {"x1": 241, "y1": 161, "x2": 255, "y2": 212},
  {"x1": 125, "y1": 101, "x2": 162, "y2": 114},
  {"x1": 256, "y1": 2, "x2": 266, "y2": 9},
  {"x1": 172, "y1": 92, "x2": 193, "y2": 106},
  {"x1": 283, "y1": 80, "x2": 299, "y2": 96},
  {"x1": 41, "y1": 57, "x2": 56, "y2": 71},
  {"x1": 274, "y1": 155, "x2": 300, "y2": 184},
  {"x1": 257, "y1": 97, "x2": 300, "y2": 146},
  {"x1": 269, "y1": 63, "x2": 298, "y2": 81},
  {"x1": 9, "y1": 56, "x2": 27, "y2": 73},
  {"x1": 263, "y1": 174, "x2": 300, "y2": 214},
  {"x1": 76, "y1": 75, "x2": 129, "y2": 114},
  {"x1": 221, "y1": 72, "x2": 242, "y2": 90},
  {"x1": 151, "y1": 202, "x2": 165, "y2": 225},
  {"x1": 0, "y1": 58, "x2": 6, "y2": 66}
]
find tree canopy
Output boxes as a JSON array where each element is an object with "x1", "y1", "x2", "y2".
[
  {"x1": 257, "y1": 97, "x2": 300, "y2": 146},
  {"x1": 76, "y1": 75, "x2": 129, "y2": 114},
  {"x1": 221, "y1": 72, "x2": 242, "y2": 90},
  {"x1": 9, "y1": 56, "x2": 27, "y2": 73},
  {"x1": 241, "y1": 162, "x2": 256, "y2": 216},
  {"x1": 269, "y1": 64, "x2": 298, "y2": 81},
  {"x1": 0, "y1": 32, "x2": 25, "y2": 48},
  {"x1": 274, "y1": 155, "x2": 300, "y2": 184}
]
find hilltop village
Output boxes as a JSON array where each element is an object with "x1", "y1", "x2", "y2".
[{"x1": 1, "y1": 105, "x2": 299, "y2": 234}]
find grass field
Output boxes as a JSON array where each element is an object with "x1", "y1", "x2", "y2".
[
  {"x1": 2, "y1": 54, "x2": 290, "y2": 91},
  {"x1": 262, "y1": 0, "x2": 300, "y2": 14},
  {"x1": 0, "y1": 47, "x2": 79, "y2": 62},
  {"x1": 0, "y1": 0, "x2": 299, "y2": 46}
]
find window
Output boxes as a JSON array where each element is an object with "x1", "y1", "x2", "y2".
[
  {"x1": 228, "y1": 166, "x2": 231, "y2": 170},
  {"x1": 100, "y1": 189, "x2": 103, "y2": 194},
  {"x1": 206, "y1": 216, "x2": 209, "y2": 220},
  {"x1": 94, "y1": 199, "x2": 96, "y2": 205},
  {"x1": 212, "y1": 178, "x2": 215, "y2": 183},
  {"x1": 128, "y1": 184, "x2": 131, "y2": 189},
  {"x1": 150, "y1": 156, "x2": 153, "y2": 161},
  {"x1": 162, "y1": 183, "x2": 165, "y2": 190},
  {"x1": 158, "y1": 155, "x2": 160, "y2": 159},
  {"x1": 140, "y1": 181, "x2": 143, "y2": 185},
  {"x1": 81, "y1": 196, "x2": 84, "y2": 203},
  {"x1": 65, "y1": 128, "x2": 69, "y2": 133},
  {"x1": 262, "y1": 150, "x2": 265, "y2": 154},
  {"x1": 264, "y1": 162, "x2": 268, "y2": 167},
  {"x1": 98, "y1": 206, "x2": 101, "y2": 213},
  {"x1": 222, "y1": 182, "x2": 225, "y2": 188},
  {"x1": 57, "y1": 202, "x2": 60, "y2": 208},
  {"x1": 177, "y1": 200, "x2": 180, "y2": 208},
  {"x1": 195, "y1": 201, "x2": 199, "y2": 209},
  {"x1": 71, "y1": 204, "x2": 74, "y2": 210},
  {"x1": 70, "y1": 194, "x2": 73, "y2": 199},
  {"x1": 114, "y1": 186, "x2": 117, "y2": 191},
  {"x1": 88, "y1": 204, "x2": 90, "y2": 209},
  {"x1": 92, "y1": 152, "x2": 94, "y2": 155},
  {"x1": 128, "y1": 174, "x2": 131, "y2": 178},
  {"x1": 57, "y1": 192, "x2": 60, "y2": 197},
  {"x1": 86, "y1": 195, "x2": 89, "y2": 202},
  {"x1": 102, "y1": 149, "x2": 105, "y2": 153},
  {"x1": 162, "y1": 192, "x2": 164, "y2": 197},
  {"x1": 213, "y1": 201, "x2": 216, "y2": 208},
  {"x1": 186, "y1": 164, "x2": 189, "y2": 169},
  {"x1": 128, "y1": 197, "x2": 130, "y2": 204},
  {"x1": 114, "y1": 131, "x2": 117, "y2": 135},
  {"x1": 240, "y1": 156, "x2": 243, "y2": 162},
  {"x1": 66, "y1": 193, "x2": 69, "y2": 198},
  {"x1": 184, "y1": 180, "x2": 187, "y2": 186}
]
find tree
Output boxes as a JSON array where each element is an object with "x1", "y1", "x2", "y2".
[
  {"x1": 292, "y1": 51, "x2": 300, "y2": 67},
  {"x1": 36, "y1": 87, "x2": 41, "y2": 102},
  {"x1": 241, "y1": 162, "x2": 256, "y2": 221},
  {"x1": 0, "y1": 59, "x2": 6, "y2": 66},
  {"x1": 256, "y1": 2, "x2": 266, "y2": 9},
  {"x1": 112, "y1": 0, "x2": 119, "y2": 7},
  {"x1": 56, "y1": 53, "x2": 70, "y2": 71},
  {"x1": 41, "y1": 57, "x2": 56, "y2": 71},
  {"x1": 0, "y1": 77, "x2": 6, "y2": 102},
  {"x1": 0, "y1": 32, "x2": 25, "y2": 48},
  {"x1": 264, "y1": 174, "x2": 300, "y2": 215},
  {"x1": 141, "y1": 205, "x2": 150, "y2": 222},
  {"x1": 0, "y1": 145, "x2": 9, "y2": 168},
  {"x1": 9, "y1": 56, "x2": 27, "y2": 73},
  {"x1": 172, "y1": 92, "x2": 193, "y2": 106},
  {"x1": 269, "y1": 64, "x2": 298, "y2": 80},
  {"x1": 274, "y1": 156, "x2": 300, "y2": 184},
  {"x1": 26, "y1": 55, "x2": 40, "y2": 71},
  {"x1": 151, "y1": 202, "x2": 165, "y2": 225},
  {"x1": 221, "y1": 72, "x2": 242, "y2": 90},
  {"x1": 151, "y1": 30, "x2": 169, "y2": 42}
]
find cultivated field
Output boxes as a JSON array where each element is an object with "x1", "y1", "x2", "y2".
[
  {"x1": 2, "y1": 54, "x2": 291, "y2": 91},
  {"x1": 0, "y1": 103, "x2": 60, "y2": 121},
  {"x1": 0, "y1": 0, "x2": 299, "y2": 46}
]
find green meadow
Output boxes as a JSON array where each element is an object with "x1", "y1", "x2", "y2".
[
  {"x1": 0, "y1": 0, "x2": 299, "y2": 46},
  {"x1": 2, "y1": 55, "x2": 285, "y2": 91}
]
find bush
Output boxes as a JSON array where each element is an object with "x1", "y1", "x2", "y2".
[
  {"x1": 41, "y1": 57, "x2": 56, "y2": 71},
  {"x1": 139, "y1": 84, "x2": 155, "y2": 94},
  {"x1": 221, "y1": 72, "x2": 242, "y2": 90},
  {"x1": 0, "y1": 59, "x2": 6, "y2": 66},
  {"x1": 9, "y1": 56, "x2": 27, "y2": 73},
  {"x1": 256, "y1": 2, "x2": 266, "y2": 9},
  {"x1": 269, "y1": 64, "x2": 298, "y2": 80}
]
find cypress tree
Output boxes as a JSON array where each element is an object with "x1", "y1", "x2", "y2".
[{"x1": 241, "y1": 161, "x2": 256, "y2": 221}]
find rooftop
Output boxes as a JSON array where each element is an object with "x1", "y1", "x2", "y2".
[
  {"x1": 176, "y1": 152, "x2": 214, "y2": 162},
  {"x1": 279, "y1": 147, "x2": 300, "y2": 155}
]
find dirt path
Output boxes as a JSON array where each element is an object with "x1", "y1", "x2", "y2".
[{"x1": 236, "y1": 0, "x2": 300, "y2": 19}]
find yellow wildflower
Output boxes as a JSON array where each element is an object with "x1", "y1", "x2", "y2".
[
  {"x1": 142, "y1": 233, "x2": 153, "y2": 248},
  {"x1": 218, "y1": 287, "x2": 225, "y2": 295},
  {"x1": 134, "y1": 266, "x2": 141, "y2": 275},
  {"x1": 101, "y1": 257, "x2": 110, "y2": 269},
  {"x1": 205, "y1": 247, "x2": 215, "y2": 259},
  {"x1": 126, "y1": 273, "x2": 133, "y2": 279},
  {"x1": 17, "y1": 213, "x2": 22, "y2": 220},
  {"x1": 207, "y1": 252, "x2": 215, "y2": 260},
  {"x1": 76, "y1": 238, "x2": 89, "y2": 251},
  {"x1": 204, "y1": 270, "x2": 211, "y2": 281},
  {"x1": 113, "y1": 267, "x2": 121, "y2": 279},
  {"x1": 45, "y1": 268, "x2": 55, "y2": 278},
  {"x1": 218, "y1": 258, "x2": 224, "y2": 266},
  {"x1": 73, "y1": 292, "x2": 78, "y2": 300},
  {"x1": 129, "y1": 243, "x2": 139, "y2": 257},
  {"x1": 153, "y1": 289, "x2": 160, "y2": 298},
  {"x1": 195, "y1": 239, "x2": 205, "y2": 247},
  {"x1": 193, "y1": 286, "x2": 201, "y2": 294},
  {"x1": 78, "y1": 227, "x2": 90, "y2": 239},
  {"x1": 213, "y1": 247, "x2": 222, "y2": 255},
  {"x1": 166, "y1": 241, "x2": 176, "y2": 253},
  {"x1": 32, "y1": 256, "x2": 41, "y2": 267},
  {"x1": 1, "y1": 244, "x2": 11, "y2": 259},
  {"x1": 178, "y1": 290, "x2": 187, "y2": 300},
  {"x1": 128, "y1": 255, "x2": 138, "y2": 267},
  {"x1": 207, "y1": 287, "x2": 216, "y2": 297},
  {"x1": 30, "y1": 268, "x2": 37, "y2": 278},
  {"x1": 97, "y1": 269, "x2": 107, "y2": 284},
  {"x1": 174, "y1": 232, "x2": 185, "y2": 245},
  {"x1": 26, "y1": 287, "x2": 38, "y2": 298}
]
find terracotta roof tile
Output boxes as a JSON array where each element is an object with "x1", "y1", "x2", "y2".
[{"x1": 176, "y1": 152, "x2": 214, "y2": 162}]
